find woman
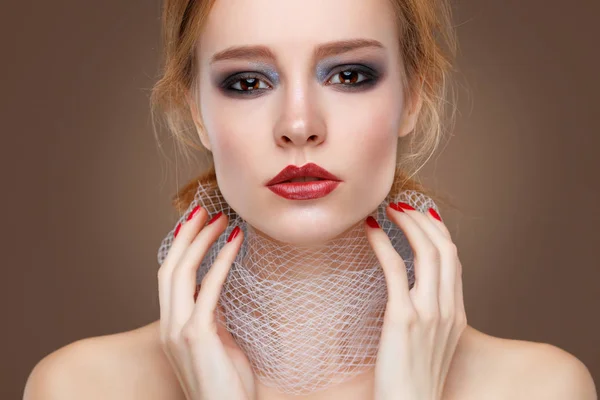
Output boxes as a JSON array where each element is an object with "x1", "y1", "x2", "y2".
[{"x1": 25, "y1": 0, "x2": 596, "y2": 399}]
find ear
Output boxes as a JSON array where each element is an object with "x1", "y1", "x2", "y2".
[
  {"x1": 185, "y1": 91, "x2": 212, "y2": 151},
  {"x1": 398, "y1": 78, "x2": 424, "y2": 138}
]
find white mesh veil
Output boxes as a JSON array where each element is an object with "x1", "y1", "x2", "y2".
[{"x1": 157, "y1": 179, "x2": 440, "y2": 396}]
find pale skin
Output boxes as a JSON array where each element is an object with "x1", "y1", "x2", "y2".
[
  {"x1": 24, "y1": 0, "x2": 597, "y2": 398},
  {"x1": 154, "y1": 200, "x2": 467, "y2": 400},
  {"x1": 24, "y1": 209, "x2": 597, "y2": 400}
]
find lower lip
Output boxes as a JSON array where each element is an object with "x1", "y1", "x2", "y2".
[{"x1": 267, "y1": 180, "x2": 341, "y2": 200}]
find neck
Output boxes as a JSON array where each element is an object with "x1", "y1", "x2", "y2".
[
  {"x1": 240, "y1": 215, "x2": 376, "y2": 279},
  {"x1": 220, "y1": 210, "x2": 386, "y2": 395},
  {"x1": 158, "y1": 181, "x2": 427, "y2": 395}
]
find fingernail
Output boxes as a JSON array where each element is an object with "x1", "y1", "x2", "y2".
[
  {"x1": 428, "y1": 208, "x2": 442, "y2": 221},
  {"x1": 207, "y1": 211, "x2": 223, "y2": 225},
  {"x1": 390, "y1": 202, "x2": 405, "y2": 212},
  {"x1": 186, "y1": 205, "x2": 202, "y2": 221},
  {"x1": 227, "y1": 226, "x2": 241, "y2": 242},
  {"x1": 366, "y1": 216, "x2": 380, "y2": 228},
  {"x1": 397, "y1": 202, "x2": 416, "y2": 211},
  {"x1": 193, "y1": 284, "x2": 200, "y2": 301},
  {"x1": 174, "y1": 222, "x2": 182, "y2": 238}
]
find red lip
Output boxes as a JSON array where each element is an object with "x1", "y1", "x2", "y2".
[
  {"x1": 266, "y1": 162, "x2": 341, "y2": 200},
  {"x1": 266, "y1": 162, "x2": 341, "y2": 186},
  {"x1": 267, "y1": 180, "x2": 340, "y2": 200}
]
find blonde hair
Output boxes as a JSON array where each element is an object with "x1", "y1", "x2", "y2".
[{"x1": 150, "y1": 0, "x2": 458, "y2": 214}]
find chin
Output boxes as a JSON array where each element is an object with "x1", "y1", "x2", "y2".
[{"x1": 252, "y1": 213, "x2": 362, "y2": 247}]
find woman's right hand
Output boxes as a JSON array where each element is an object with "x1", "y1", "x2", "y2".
[{"x1": 158, "y1": 206, "x2": 255, "y2": 400}]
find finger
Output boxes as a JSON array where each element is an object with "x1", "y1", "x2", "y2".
[
  {"x1": 156, "y1": 206, "x2": 209, "y2": 397},
  {"x1": 421, "y1": 206, "x2": 465, "y2": 312},
  {"x1": 161, "y1": 205, "x2": 209, "y2": 273},
  {"x1": 364, "y1": 213, "x2": 411, "y2": 310},
  {"x1": 158, "y1": 205, "x2": 208, "y2": 336},
  {"x1": 398, "y1": 204, "x2": 463, "y2": 389},
  {"x1": 170, "y1": 211, "x2": 228, "y2": 331},
  {"x1": 387, "y1": 203, "x2": 440, "y2": 317},
  {"x1": 214, "y1": 302, "x2": 238, "y2": 350},
  {"x1": 425, "y1": 206, "x2": 462, "y2": 274},
  {"x1": 397, "y1": 204, "x2": 458, "y2": 318},
  {"x1": 412, "y1": 206, "x2": 466, "y2": 397},
  {"x1": 425, "y1": 207, "x2": 451, "y2": 239},
  {"x1": 397, "y1": 204, "x2": 449, "y2": 252},
  {"x1": 192, "y1": 226, "x2": 244, "y2": 331}
]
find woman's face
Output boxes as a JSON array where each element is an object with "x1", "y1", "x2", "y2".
[{"x1": 192, "y1": 0, "x2": 420, "y2": 246}]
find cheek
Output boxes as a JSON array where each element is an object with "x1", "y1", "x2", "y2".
[
  {"x1": 207, "y1": 122, "x2": 251, "y2": 184},
  {"x1": 354, "y1": 109, "x2": 399, "y2": 191},
  {"x1": 334, "y1": 90, "x2": 404, "y2": 176},
  {"x1": 361, "y1": 108, "x2": 398, "y2": 156},
  {"x1": 203, "y1": 122, "x2": 254, "y2": 214},
  {"x1": 201, "y1": 96, "x2": 261, "y2": 175},
  {"x1": 199, "y1": 98, "x2": 272, "y2": 213},
  {"x1": 333, "y1": 89, "x2": 404, "y2": 207}
]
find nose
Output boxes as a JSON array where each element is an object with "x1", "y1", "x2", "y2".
[{"x1": 272, "y1": 83, "x2": 327, "y2": 148}]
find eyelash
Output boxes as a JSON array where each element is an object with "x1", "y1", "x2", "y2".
[{"x1": 221, "y1": 66, "x2": 378, "y2": 96}]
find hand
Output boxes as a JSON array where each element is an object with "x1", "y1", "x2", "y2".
[
  {"x1": 158, "y1": 206, "x2": 255, "y2": 400},
  {"x1": 365, "y1": 202, "x2": 467, "y2": 400}
]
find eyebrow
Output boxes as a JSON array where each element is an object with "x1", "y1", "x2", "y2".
[{"x1": 209, "y1": 38, "x2": 385, "y2": 65}]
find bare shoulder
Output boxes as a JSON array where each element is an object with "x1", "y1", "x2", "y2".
[
  {"x1": 447, "y1": 326, "x2": 597, "y2": 400},
  {"x1": 498, "y1": 334, "x2": 597, "y2": 400},
  {"x1": 24, "y1": 320, "x2": 183, "y2": 400},
  {"x1": 23, "y1": 322, "x2": 596, "y2": 400}
]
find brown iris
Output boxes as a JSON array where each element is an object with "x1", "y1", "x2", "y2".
[
  {"x1": 240, "y1": 78, "x2": 259, "y2": 91},
  {"x1": 338, "y1": 70, "x2": 359, "y2": 84}
]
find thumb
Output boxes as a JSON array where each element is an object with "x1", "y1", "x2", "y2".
[{"x1": 215, "y1": 300, "x2": 237, "y2": 347}]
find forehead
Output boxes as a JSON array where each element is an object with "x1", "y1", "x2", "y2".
[{"x1": 198, "y1": 0, "x2": 399, "y2": 62}]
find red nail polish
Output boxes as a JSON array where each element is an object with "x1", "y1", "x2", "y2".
[
  {"x1": 428, "y1": 208, "x2": 442, "y2": 221},
  {"x1": 193, "y1": 284, "x2": 201, "y2": 301},
  {"x1": 227, "y1": 226, "x2": 241, "y2": 242},
  {"x1": 390, "y1": 202, "x2": 405, "y2": 212},
  {"x1": 397, "y1": 202, "x2": 416, "y2": 211},
  {"x1": 207, "y1": 211, "x2": 223, "y2": 225},
  {"x1": 366, "y1": 216, "x2": 380, "y2": 228},
  {"x1": 174, "y1": 222, "x2": 182, "y2": 238},
  {"x1": 186, "y1": 205, "x2": 201, "y2": 221}
]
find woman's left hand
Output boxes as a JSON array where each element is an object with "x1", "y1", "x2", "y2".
[{"x1": 365, "y1": 202, "x2": 468, "y2": 400}]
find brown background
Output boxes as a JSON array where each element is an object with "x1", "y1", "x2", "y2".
[{"x1": 2, "y1": 0, "x2": 599, "y2": 398}]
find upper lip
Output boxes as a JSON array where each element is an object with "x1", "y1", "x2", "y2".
[{"x1": 266, "y1": 162, "x2": 341, "y2": 186}]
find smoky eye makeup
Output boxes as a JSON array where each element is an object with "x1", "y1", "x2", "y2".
[
  {"x1": 212, "y1": 57, "x2": 387, "y2": 98},
  {"x1": 217, "y1": 71, "x2": 277, "y2": 97},
  {"x1": 316, "y1": 58, "x2": 385, "y2": 81},
  {"x1": 212, "y1": 63, "x2": 279, "y2": 98},
  {"x1": 319, "y1": 62, "x2": 384, "y2": 92}
]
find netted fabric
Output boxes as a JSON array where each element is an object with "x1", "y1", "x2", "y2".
[{"x1": 157, "y1": 180, "x2": 439, "y2": 396}]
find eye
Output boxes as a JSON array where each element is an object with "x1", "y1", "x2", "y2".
[
  {"x1": 227, "y1": 75, "x2": 271, "y2": 92},
  {"x1": 327, "y1": 68, "x2": 372, "y2": 86}
]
